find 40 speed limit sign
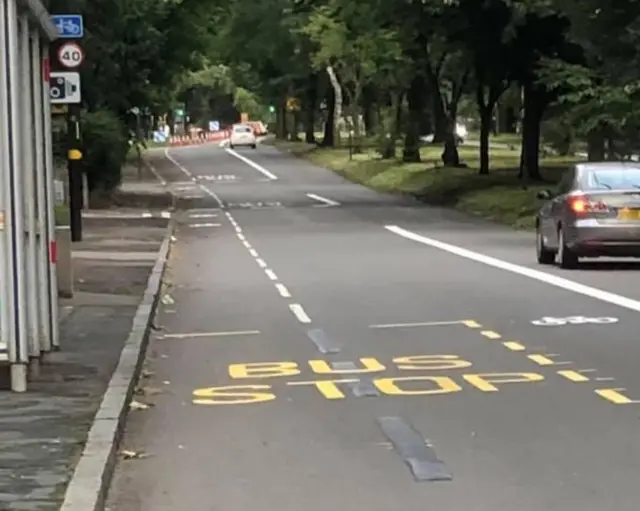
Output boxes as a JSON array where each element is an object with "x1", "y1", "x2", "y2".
[{"x1": 57, "y1": 42, "x2": 84, "y2": 69}]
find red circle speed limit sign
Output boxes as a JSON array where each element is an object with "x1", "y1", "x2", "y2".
[{"x1": 57, "y1": 42, "x2": 84, "y2": 69}]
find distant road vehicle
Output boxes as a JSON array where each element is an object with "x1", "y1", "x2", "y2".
[
  {"x1": 536, "y1": 162, "x2": 640, "y2": 268},
  {"x1": 229, "y1": 124, "x2": 257, "y2": 149}
]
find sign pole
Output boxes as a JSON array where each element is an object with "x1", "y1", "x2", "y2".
[{"x1": 67, "y1": 105, "x2": 82, "y2": 242}]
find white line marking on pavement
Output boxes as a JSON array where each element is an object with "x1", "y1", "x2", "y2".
[
  {"x1": 225, "y1": 148, "x2": 278, "y2": 180},
  {"x1": 237, "y1": 233, "x2": 246, "y2": 241},
  {"x1": 289, "y1": 303, "x2": 312, "y2": 323},
  {"x1": 265, "y1": 269, "x2": 278, "y2": 280},
  {"x1": 161, "y1": 211, "x2": 172, "y2": 219},
  {"x1": 256, "y1": 258, "x2": 267, "y2": 268},
  {"x1": 190, "y1": 223, "x2": 220, "y2": 228},
  {"x1": 385, "y1": 225, "x2": 640, "y2": 314},
  {"x1": 306, "y1": 193, "x2": 340, "y2": 207},
  {"x1": 189, "y1": 213, "x2": 217, "y2": 219},
  {"x1": 242, "y1": 240, "x2": 251, "y2": 249},
  {"x1": 164, "y1": 148, "x2": 192, "y2": 177},
  {"x1": 163, "y1": 330, "x2": 260, "y2": 339},
  {"x1": 249, "y1": 249, "x2": 259, "y2": 257},
  {"x1": 369, "y1": 320, "x2": 465, "y2": 329},
  {"x1": 276, "y1": 283, "x2": 291, "y2": 297}
]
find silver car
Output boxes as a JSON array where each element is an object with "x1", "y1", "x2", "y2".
[{"x1": 536, "y1": 162, "x2": 640, "y2": 268}]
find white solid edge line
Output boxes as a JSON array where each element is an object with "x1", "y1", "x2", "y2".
[
  {"x1": 275, "y1": 283, "x2": 292, "y2": 298},
  {"x1": 289, "y1": 303, "x2": 312, "y2": 323},
  {"x1": 306, "y1": 193, "x2": 340, "y2": 206},
  {"x1": 164, "y1": 148, "x2": 191, "y2": 177},
  {"x1": 225, "y1": 148, "x2": 278, "y2": 180},
  {"x1": 385, "y1": 225, "x2": 640, "y2": 313}
]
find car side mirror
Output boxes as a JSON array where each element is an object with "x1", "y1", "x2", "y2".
[{"x1": 536, "y1": 190, "x2": 552, "y2": 200}]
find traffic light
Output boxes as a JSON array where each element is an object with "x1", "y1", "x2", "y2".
[{"x1": 268, "y1": 105, "x2": 275, "y2": 113}]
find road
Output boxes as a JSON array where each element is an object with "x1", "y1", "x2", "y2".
[{"x1": 107, "y1": 142, "x2": 640, "y2": 511}]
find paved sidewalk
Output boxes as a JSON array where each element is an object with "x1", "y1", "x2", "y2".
[{"x1": 0, "y1": 182, "x2": 172, "y2": 509}]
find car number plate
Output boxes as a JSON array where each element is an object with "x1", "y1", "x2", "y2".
[{"x1": 617, "y1": 208, "x2": 640, "y2": 220}]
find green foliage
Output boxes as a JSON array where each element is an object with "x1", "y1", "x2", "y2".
[{"x1": 80, "y1": 110, "x2": 128, "y2": 192}]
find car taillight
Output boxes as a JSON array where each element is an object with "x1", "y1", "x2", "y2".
[{"x1": 568, "y1": 195, "x2": 610, "y2": 214}]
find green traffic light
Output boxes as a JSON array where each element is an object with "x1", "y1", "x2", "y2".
[{"x1": 269, "y1": 105, "x2": 275, "y2": 113}]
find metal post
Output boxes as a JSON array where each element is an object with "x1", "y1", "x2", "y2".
[
  {"x1": 0, "y1": 0, "x2": 16, "y2": 371},
  {"x1": 20, "y1": 15, "x2": 41, "y2": 375},
  {"x1": 42, "y1": 46, "x2": 60, "y2": 350},
  {"x1": 32, "y1": 31, "x2": 50, "y2": 355},
  {"x1": 67, "y1": 106, "x2": 83, "y2": 241},
  {"x1": 6, "y1": 0, "x2": 29, "y2": 391}
]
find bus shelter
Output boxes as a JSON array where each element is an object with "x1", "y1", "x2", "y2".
[{"x1": 1, "y1": 0, "x2": 60, "y2": 391}]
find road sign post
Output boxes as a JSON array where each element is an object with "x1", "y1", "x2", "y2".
[
  {"x1": 51, "y1": 15, "x2": 84, "y2": 39},
  {"x1": 50, "y1": 14, "x2": 85, "y2": 242},
  {"x1": 57, "y1": 42, "x2": 84, "y2": 69}
]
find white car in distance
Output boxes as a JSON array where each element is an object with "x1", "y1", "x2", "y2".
[{"x1": 229, "y1": 124, "x2": 257, "y2": 149}]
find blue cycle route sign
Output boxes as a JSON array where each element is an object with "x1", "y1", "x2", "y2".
[{"x1": 51, "y1": 15, "x2": 84, "y2": 39}]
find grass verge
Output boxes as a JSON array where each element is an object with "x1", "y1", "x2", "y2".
[
  {"x1": 273, "y1": 140, "x2": 583, "y2": 230},
  {"x1": 55, "y1": 204, "x2": 70, "y2": 226}
]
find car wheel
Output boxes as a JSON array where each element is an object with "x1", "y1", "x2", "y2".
[
  {"x1": 229, "y1": 143, "x2": 235, "y2": 149},
  {"x1": 251, "y1": 144, "x2": 257, "y2": 149},
  {"x1": 536, "y1": 226, "x2": 555, "y2": 264},
  {"x1": 557, "y1": 227, "x2": 578, "y2": 269}
]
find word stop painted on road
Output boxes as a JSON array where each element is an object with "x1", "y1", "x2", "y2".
[{"x1": 191, "y1": 354, "x2": 546, "y2": 405}]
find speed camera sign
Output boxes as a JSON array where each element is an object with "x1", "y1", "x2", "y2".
[{"x1": 57, "y1": 42, "x2": 84, "y2": 69}]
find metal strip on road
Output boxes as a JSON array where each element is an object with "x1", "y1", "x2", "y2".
[
  {"x1": 349, "y1": 380, "x2": 380, "y2": 397},
  {"x1": 306, "y1": 328, "x2": 341, "y2": 354},
  {"x1": 377, "y1": 416, "x2": 452, "y2": 482}
]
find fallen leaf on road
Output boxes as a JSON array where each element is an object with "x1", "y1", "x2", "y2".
[
  {"x1": 121, "y1": 450, "x2": 150, "y2": 460},
  {"x1": 135, "y1": 386, "x2": 163, "y2": 397},
  {"x1": 129, "y1": 400, "x2": 152, "y2": 411}
]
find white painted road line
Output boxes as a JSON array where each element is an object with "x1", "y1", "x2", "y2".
[
  {"x1": 370, "y1": 320, "x2": 466, "y2": 329},
  {"x1": 163, "y1": 330, "x2": 260, "y2": 339},
  {"x1": 289, "y1": 303, "x2": 312, "y2": 323},
  {"x1": 306, "y1": 193, "x2": 340, "y2": 207},
  {"x1": 386, "y1": 225, "x2": 640, "y2": 314},
  {"x1": 225, "y1": 148, "x2": 278, "y2": 180},
  {"x1": 189, "y1": 223, "x2": 220, "y2": 228},
  {"x1": 265, "y1": 269, "x2": 278, "y2": 280},
  {"x1": 189, "y1": 213, "x2": 217, "y2": 219},
  {"x1": 275, "y1": 283, "x2": 291, "y2": 298},
  {"x1": 164, "y1": 148, "x2": 192, "y2": 177},
  {"x1": 256, "y1": 258, "x2": 267, "y2": 268},
  {"x1": 249, "y1": 249, "x2": 259, "y2": 257}
]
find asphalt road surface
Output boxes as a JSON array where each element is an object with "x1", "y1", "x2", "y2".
[{"x1": 107, "y1": 142, "x2": 640, "y2": 511}]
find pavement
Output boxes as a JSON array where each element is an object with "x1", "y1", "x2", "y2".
[
  {"x1": 0, "y1": 176, "x2": 171, "y2": 510},
  {"x1": 106, "y1": 142, "x2": 640, "y2": 511}
]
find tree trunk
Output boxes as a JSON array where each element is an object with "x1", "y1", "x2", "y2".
[
  {"x1": 275, "y1": 103, "x2": 286, "y2": 140},
  {"x1": 441, "y1": 113, "x2": 460, "y2": 167},
  {"x1": 321, "y1": 84, "x2": 335, "y2": 147},
  {"x1": 587, "y1": 128, "x2": 605, "y2": 161},
  {"x1": 432, "y1": 93, "x2": 447, "y2": 143},
  {"x1": 381, "y1": 91, "x2": 402, "y2": 159},
  {"x1": 304, "y1": 74, "x2": 317, "y2": 144},
  {"x1": 326, "y1": 65, "x2": 342, "y2": 146},
  {"x1": 403, "y1": 75, "x2": 424, "y2": 163},
  {"x1": 479, "y1": 106, "x2": 492, "y2": 175},
  {"x1": 518, "y1": 82, "x2": 543, "y2": 181},
  {"x1": 362, "y1": 85, "x2": 377, "y2": 136}
]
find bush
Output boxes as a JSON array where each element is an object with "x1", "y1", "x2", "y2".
[{"x1": 81, "y1": 109, "x2": 128, "y2": 192}]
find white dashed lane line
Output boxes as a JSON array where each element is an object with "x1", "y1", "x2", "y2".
[{"x1": 165, "y1": 148, "x2": 313, "y2": 324}]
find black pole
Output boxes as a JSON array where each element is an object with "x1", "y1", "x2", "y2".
[{"x1": 67, "y1": 104, "x2": 83, "y2": 242}]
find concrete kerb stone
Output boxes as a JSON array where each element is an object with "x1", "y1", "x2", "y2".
[{"x1": 59, "y1": 220, "x2": 175, "y2": 511}]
